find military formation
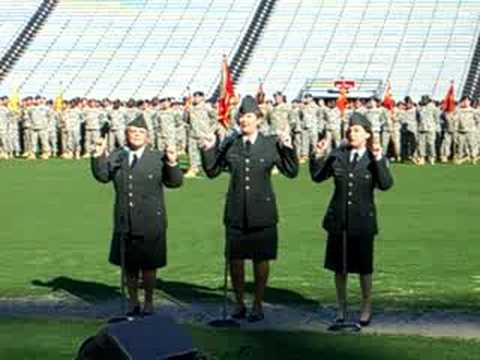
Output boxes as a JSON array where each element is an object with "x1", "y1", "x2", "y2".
[{"x1": 0, "y1": 91, "x2": 479, "y2": 170}]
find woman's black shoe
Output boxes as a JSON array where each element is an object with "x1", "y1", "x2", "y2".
[
  {"x1": 142, "y1": 310, "x2": 154, "y2": 317},
  {"x1": 359, "y1": 316, "x2": 372, "y2": 327},
  {"x1": 247, "y1": 311, "x2": 264, "y2": 323},
  {"x1": 231, "y1": 307, "x2": 247, "y2": 320},
  {"x1": 126, "y1": 305, "x2": 141, "y2": 317}
]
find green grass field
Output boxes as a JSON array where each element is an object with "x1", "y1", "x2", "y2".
[
  {"x1": 0, "y1": 159, "x2": 479, "y2": 311},
  {"x1": 1, "y1": 317, "x2": 480, "y2": 360}
]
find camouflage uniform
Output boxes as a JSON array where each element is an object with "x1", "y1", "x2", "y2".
[
  {"x1": 417, "y1": 101, "x2": 440, "y2": 164},
  {"x1": 453, "y1": 106, "x2": 479, "y2": 162},
  {"x1": 269, "y1": 102, "x2": 291, "y2": 135},
  {"x1": 439, "y1": 112, "x2": 456, "y2": 162},
  {"x1": 301, "y1": 101, "x2": 321, "y2": 158},
  {"x1": 8, "y1": 109, "x2": 21, "y2": 157},
  {"x1": 258, "y1": 102, "x2": 271, "y2": 135},
  {"x1": 156, "y1": 107, "x2": 176, "y2": 150},
  {"x1": 173, "y1": 105, "x2": 187, "y2": 154},
  {"x1": 83, "y1": 106, "x2": 105, "y2": 155},
  {"x1": 0, "y1": 105, "x2": 11, "y2": 158},
  {"x1": 365, "y1": 106, "x2": 387, "y2": 146},
  {"x1": 186, "y1": 102, "x2": 217, "y2": 171},
  {"x1": 62, "y1": 106, "x2": 83, "y2": 158},
  {"x1": 108, "y1": 107, "x2": 127, "y2": 152},
  {"x1": 289, "y1": 103, "x2": 303, "y2": 158},
  {"x1": 48, "y1": 109, "x2": 60, "y2": 157},
  {"x1": 324, "y1": 105, "x2": 342, "y2": 152},
  {"x1": 143, "y1": 106, "x2": 158, "y2": 141},
  {"x1": 379, "y1": 107, "x2": 400, "y2": 159},
  {"x1": 401, "y1": 106, "x2": 418, "y2": 161},
  {"x1": 30, "y1": 103, "x2": 52, "y2": 158}
]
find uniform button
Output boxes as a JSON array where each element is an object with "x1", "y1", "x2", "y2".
[
  {"x1": 349, "y1": 173, "x2": 354, "y2": 178},
  {"x1": 347, "y1": 201, "x2": 352, "y2": 205},
  {"x1": 245, "y1": 185, "x2": 250, "y2": 191},
  {"x1": 128, "y1": 184, "x2": 133, "y2": 189},
  {"x1": 348, "y1": 182, "x2": 353, "y2": 187},
  {"x1": 245, "y1": 159, "x2": 250, "y2": 164},
  {"x1": 128, "y1": 175, "x2": 133, "y2": 179},
  {"x1": 245, "y1": 167, "x2": 250, "y2": 172},
  {"x1": 129, "y1": 202, "x2": 134, "y2": 207},
  {"x1": 128, "y1": 192, "x2": 133, "y2": 197},
  {"x1": 245, "y1": 176, "x2": 250, "y2": 181},
  {"x1": 348, "y1": 192, "x2": 352, "y2": 196}
]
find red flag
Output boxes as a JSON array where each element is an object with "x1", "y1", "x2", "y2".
[
  {"x1": 217, "y1": 55, "x2": 235, "y2": 127},
  {"x1": 336, "y1": 85, "x2": 348, "y2": 114},
  {"x1": 382, "y1": 81, "x2": 395, "y2": 111},
  {"x1": 442, "y1": 81, "x2": 456, "y2": 113}
]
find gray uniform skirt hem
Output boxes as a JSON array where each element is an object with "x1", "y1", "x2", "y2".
[
  {"x1": 226, "y1": 225, "x2": 278, "y2": 261},
  {"x1": 324, "y1": 232, "x2": 374, "y2": 275}
]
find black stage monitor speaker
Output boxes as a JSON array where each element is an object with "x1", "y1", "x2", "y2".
[{"x1": 76, "y1": 314, "x2": 197, "y2": 360}]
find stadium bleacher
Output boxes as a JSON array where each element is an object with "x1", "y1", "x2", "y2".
[
  {"x1": 0, "y1": 0, "x2": 257, "y2": 99},
  {"x1": 237, "y1": 0, "x2": 480, "y2": 100},
  {"x1": 0, "y1": 0, "x2": 479, "y2": 100},
  {"x1": 0, "y1": 1, "x2": 41, "y2": 59}
]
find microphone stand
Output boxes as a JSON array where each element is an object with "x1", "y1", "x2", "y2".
[
  {"x1": 208, "y1": 130, "x2": 240, "y2": 328},
  {"x1": 328, "y1": 151, "x2": 361, "y2": 332},
  {"x1": 108, "y1": 148, "x2": 135, "y2": 324}
]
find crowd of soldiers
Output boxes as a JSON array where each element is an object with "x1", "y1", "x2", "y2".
[{"x1": 0, "y1": 90, "x2": 479, "y2": 175}]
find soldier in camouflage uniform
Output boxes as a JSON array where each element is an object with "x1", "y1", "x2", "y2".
[
  {"x1": 256, "y1": 92, "x2": 271, "y2": 135},
  {"x1": 473, "y1": 99, "x2": 480, "y2": 159},
  {"x1": 439, "y1": 107, "x2": 457, "y2": 163},
  {"x1": 417, "y1": 95, "x2": 441, "y2": 165},
  {"x1": 142, "y1": 99, "x2": 158, "y2": 141},
  {"x1": 5, "y1": 96, "x2": 21, "y2": 158},
  {"x1": 400, "y1": 97, "x2": 418, "y2": 162},
  {"x1": 83, "y1": 99, "x2": 105, "y2": 157},
  {"x1": 172, "y1": 100, "x2": 187, "y2": 155},
  {"x1": 300, "y1": 94, "x2": 321, "y2": 163},
  {"x1": 324, "y1": 99, "x2": 342, "y2": 152},
  {"x1": 453, "y1": 95, "x2": 479, "y2": 164},
  {"x1": 289, "y1": 99, "x2": 303, "y2": 159},
  {"x1": 48, "y1": 100, "x2": 60, "y2": 157},
  {"x1": 365, "y1": 97, "x2": 388, "y2": 148},
  {"x1": 0, "y1": 98, "x2": 11, "y2": 159},
  {"x1": 268, "y1": 92, "x2": 291, "y2": 136},
  {"x1": 30, "y1": 96, "x2": 52, "y2": 159},
  {"x1": 108, "y1": 100, "x2": 127, "y2": 152},
  {"x1": 155, "y1": 98, "x2": 176, "y2": 151},
  {"x1": 21, "y1": 97, "x2": 34, "y2": 158},
  {"x1": 185, "y1": 91, "x2": 218, "y2": 177},
  {"x1": 382, "y1": 103, "x2": 402, "y2": 161},
  {"x1": 61, "y1": 100, "x2": 83, "y2": 159}
]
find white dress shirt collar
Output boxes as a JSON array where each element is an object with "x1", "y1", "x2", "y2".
[
  {"x1": 350, "y1": 147, "x2": 366, "y2": 162},
  {"x1": 242, "y1": 131, "x2": 258, "y2": 145},
  {"x1": 125, "y1": 145, "x2": 146, "y2": 166}
]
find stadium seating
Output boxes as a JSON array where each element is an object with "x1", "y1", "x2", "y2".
[
  {"x1": 0, "y1": 1, "x2": 41, "y2": 59},
  {"x1": 237, "y1": 0, "x2": 480, "y2": 100},
  {"x1": 0, "y1": 0, "x2": 479, "y2": 100},
  {"x1": 0, "y1": 0, "x2": 257, "y2": 99}
]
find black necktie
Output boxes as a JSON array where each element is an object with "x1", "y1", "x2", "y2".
[
  {"x1": 351, "y1": 152, "x2": 358, "y2": 168},
  {"x1": 245, "y1": 140, "x2": 252, "y2": 155},
  {"x1": 130, "y1": 154, "x2": 138, "y2": 169}
]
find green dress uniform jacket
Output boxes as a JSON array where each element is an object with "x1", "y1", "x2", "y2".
[
  {"x1": 201, "y1": 133, "x2": 298, "y2": 229},
  {"x1": 91, "y1": 146, "x2": 183, "y2": 269}
]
